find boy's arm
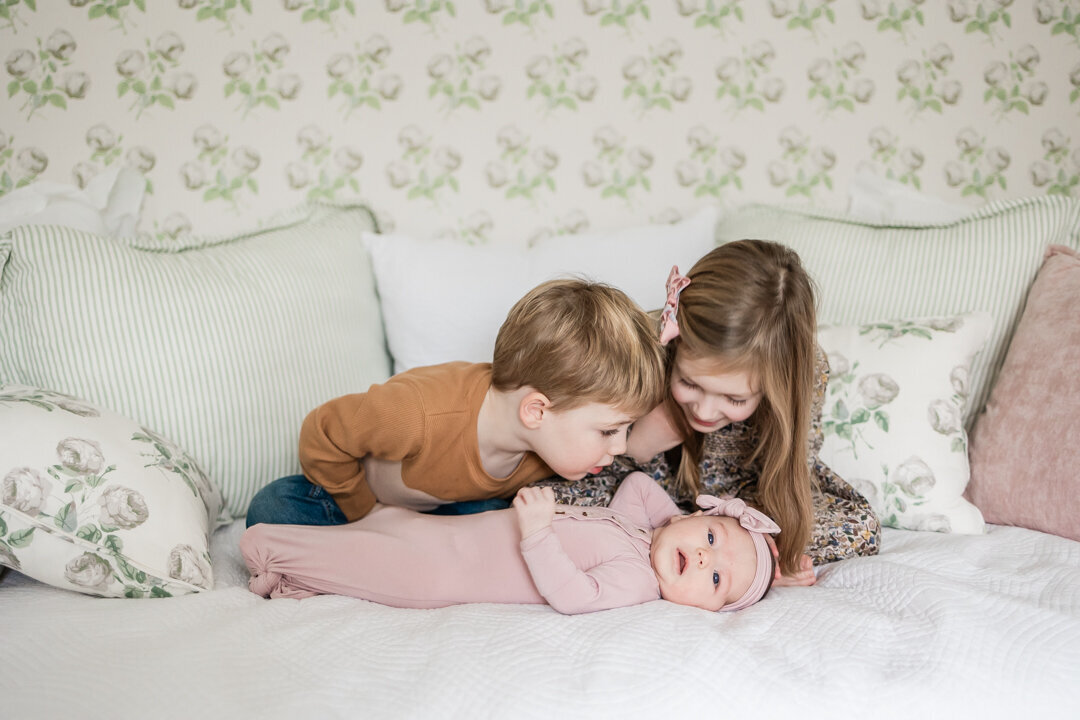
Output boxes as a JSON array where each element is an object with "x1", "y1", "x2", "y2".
[
  {"x1": 609, "y1": 471, "x2": 682, "y2": 530},
  {"x1": 299, "y1": 381, "x2": 424, "y2": 521},
  {"x1": 513, "y1": 488, "x2": 659, "y2": 614}
]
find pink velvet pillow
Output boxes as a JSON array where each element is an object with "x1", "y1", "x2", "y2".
[{"x1": 967, "y1": 245, "x2": 1080, "y2": 540}]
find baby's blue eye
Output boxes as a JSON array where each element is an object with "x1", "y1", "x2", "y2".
[
  {"x1": 707, "y1": 531, "x2": 714, "y2": 545},
  {"x1": 713, "y1": 571, "x2": 720, "y2": 587}
]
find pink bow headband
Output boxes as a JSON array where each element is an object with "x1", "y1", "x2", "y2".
[
  {"x1": 659, "y1": 265, "x2": 691, "y2": 346},
  {"x1": 696, "y1": 495, "x2": 781, "y2": 612}
]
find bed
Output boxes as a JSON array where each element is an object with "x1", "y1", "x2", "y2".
[
  {"x1": 3, "y1": 3, "x2": 1080, "y2": 718},
  {"x1": 2, "y1": 521, "x2": 1078, "y2": 718}
]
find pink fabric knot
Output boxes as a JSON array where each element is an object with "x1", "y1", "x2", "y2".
[
  {"x1": 696, "y1": 495, "x2": 781, "y2": 535},
  {"x1": 658, "y1": 265, "x2": 691, "y2": 346}
]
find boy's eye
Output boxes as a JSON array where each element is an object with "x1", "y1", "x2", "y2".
[
  {"x1": 601, "y1": 428, "x2": 620, "y2": 437},
  {"x1": 713, "y1": 571, "x2": 720, "y2": 587}
]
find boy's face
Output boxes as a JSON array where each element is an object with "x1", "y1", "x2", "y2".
[
  {"x1": 531, "y1": 402, "x2": 635, "y2": 480},
  {"x1": 650, "y1": 512, "x2": 757, "y2": 611}
]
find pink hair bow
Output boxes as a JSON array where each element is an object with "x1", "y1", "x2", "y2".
[
  {"x1": 658, "y1": 265, "x2": 691, "y2": 346},
  {"x1": 697, "y1": 495, "x2": 781, "y2": 535},
  {"x1": 697, "y1": 494, "x2": 781, "y2": 612}
]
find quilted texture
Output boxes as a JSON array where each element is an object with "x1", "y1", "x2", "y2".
[{"x1": 0, "y1": 519, "x2": 1077, "y2": 718}]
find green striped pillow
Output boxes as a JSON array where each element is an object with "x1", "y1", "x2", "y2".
[
  {"x1": 0, "y1": 202, "x2": 390, "y2": 517},
  {"x1": 714, "y1": 196, "x2": 1080, "y2": 429}
]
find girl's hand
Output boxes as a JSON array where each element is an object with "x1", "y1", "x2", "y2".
[
  {"x1": 625, "y1": 403, "x2": 684, "y2": 463},
  {"x1": 764, "y1": 534, "x2": 817, "y2": 587},
  {"x1": 513, "y1": 486, "x2": 556, "y2": 540},
  {"x1": 772, "y1": 555, "x2": 817, "y2": 587}
]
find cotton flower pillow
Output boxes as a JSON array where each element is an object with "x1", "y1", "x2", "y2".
[
  {"x1": 817, "y1": 313, "x2": 992, "y2": 534},
  {"x1": 0, "y1": 384, "x2": 228, "y2": 598}
]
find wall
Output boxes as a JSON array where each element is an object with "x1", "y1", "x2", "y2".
[{"x1": 1, "y1": 0, "x2": 1078, "y2": 244}]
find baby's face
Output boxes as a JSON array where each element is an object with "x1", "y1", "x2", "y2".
[{"x1": 650, "y1": 512, "x2": 757, "y2": 611}]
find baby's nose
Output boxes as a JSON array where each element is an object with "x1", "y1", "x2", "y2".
[{"x1": 696, "y1": 548, "x2": 708, "y2": 567}]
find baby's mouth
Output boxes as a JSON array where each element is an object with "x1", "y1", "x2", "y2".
[{"x1": 678, "y1": 550, "x2": 686, "y2": 575}]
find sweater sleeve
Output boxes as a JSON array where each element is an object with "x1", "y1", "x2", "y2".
[
  {"x1": 298, "y1": 378, "x2": 425, "y2": 521},
  {"x1": 518, "y1": 527, "x2": 659, "y2": 614},
  {"x1": 608, "y1": 471, "x2": 681, "y2": 529}
]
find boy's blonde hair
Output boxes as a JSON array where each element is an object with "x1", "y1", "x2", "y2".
[
  {"x1": 665, "y1": 240, "x2": 817, "y2": 576},
  {"x1": 492, "y1": 277, "x2": 665, "y2": 418}
]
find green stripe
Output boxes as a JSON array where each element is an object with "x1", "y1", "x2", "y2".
[{"x1": 0, "y1": 202, "x2": 390, "y2": 517}]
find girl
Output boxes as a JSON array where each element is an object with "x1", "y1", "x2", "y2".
[
  {"x1": 541, "y1": 240, "x2": 880, "y2": 583},
  {"x1": 241, "y1": 472, "x2": 781, "y2": 615}
]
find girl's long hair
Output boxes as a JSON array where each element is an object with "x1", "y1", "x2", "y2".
[{"x1": 665, "y1": 239, "x2": 817, "y2": 575}]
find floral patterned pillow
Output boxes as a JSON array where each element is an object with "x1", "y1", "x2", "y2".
[
  {"x1": 0, "y1": 384, "x2": 228, "y2": 598},
  {"x1": 817, "y1": 313, "x2": 992, "y2": 534}
]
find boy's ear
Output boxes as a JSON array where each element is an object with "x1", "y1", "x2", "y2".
[{"x1": 519, "y1": 390, "x2": 552, "y2": 429}]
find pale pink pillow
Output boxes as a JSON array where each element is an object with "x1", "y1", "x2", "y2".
[{"x1": 967, "y1": 244, "x2": 1080, "y2": 540}]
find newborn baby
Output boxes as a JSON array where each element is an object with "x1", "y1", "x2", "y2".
[{"x1": 241, "y1": 471, "x2": 780, "y2": 615}]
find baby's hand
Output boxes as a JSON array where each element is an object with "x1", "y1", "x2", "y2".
[{"x1": 513, "y1": 486, "x2": 556, "y2": 540}]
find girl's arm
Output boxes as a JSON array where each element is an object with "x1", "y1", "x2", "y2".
[
  {"x1": 623, "y1": 403, "x2": 684, "y2": 464},
  {"x1": 513, "y1": 487, "x2": 659, "y2": 614}
]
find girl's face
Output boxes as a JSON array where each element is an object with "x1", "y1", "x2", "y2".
[{"x1": 670, "y1": 351, "x2": 762, "y2": 433}]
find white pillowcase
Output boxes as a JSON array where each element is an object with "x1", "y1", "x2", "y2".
[
  {"x1": 364, "y1": 206, "x2": 721, "y2": 373},
  {"x1": 845, "y1": 169, "x2": 973, "y2": 224},
  {"x1": 817, "y1": 313, "x2": 992, "y2": 534},
  {"x1": 0, "y1": 166, "x2": 146, "y2": 236},
  {"x1": 0, "y1": 384, "x2": 227, "y2": 598}
]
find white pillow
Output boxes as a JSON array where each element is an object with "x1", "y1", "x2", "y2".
[
  {"x1": 817, "y1": 312, "x2": 992, "y2": 534},
  {"x1": 845, "y1": 169, "x2": 973, "y2": 224},
  {"x1": 364, "y1": 206, "x2": 720, "y2": 373},
  {"x1": 0, "y1": 167, "x2": 146, "y2": 236},
  {"x1": 0, "y1": 384, "x2": 227, "y2": 598}
]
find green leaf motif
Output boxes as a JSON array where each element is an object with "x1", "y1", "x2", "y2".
[
  {"x1": 874, "y1": 410, "x2": 889, "y2": 432},
  {"x1": 8, "y1": 527, "x2": 35, "y2": 548}
]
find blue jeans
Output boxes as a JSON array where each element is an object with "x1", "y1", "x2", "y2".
[{"x1": 245, "y1": 474, "x2": 510, "y2": 527}]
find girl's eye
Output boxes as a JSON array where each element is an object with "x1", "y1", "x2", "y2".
[
  {"x1": 601, "y1": 428, "x2": 620, "y2": 437},
  {"x1": 679, "y1": 378, "x2": 699, "y2": 391},
  {"x1": 713, "y1": 571, "x2": 720, "y2": 587},
  {"x1": 707, "y1": 531, "x2": 714, "y2": 545},
  {"x1": 728, "y1": 397, "x2": 747, "y2": 407}
]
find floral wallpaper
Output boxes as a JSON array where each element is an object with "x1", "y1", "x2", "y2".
[{"x1": 1, "y1": 0, "x2": 1079, "y2": 244}]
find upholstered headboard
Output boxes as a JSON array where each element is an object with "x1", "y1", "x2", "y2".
[{"x1": 2, "y1": 1, "x2": 1078, "y2": 243}]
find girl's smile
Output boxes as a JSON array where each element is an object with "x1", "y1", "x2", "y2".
[{"x1": 670, "y1": 353, "x2": 763, "y2": 433}]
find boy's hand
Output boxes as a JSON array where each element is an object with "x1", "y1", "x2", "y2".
[{"x1": 513, "y1": 486, "x2": 556, "y2": 540}]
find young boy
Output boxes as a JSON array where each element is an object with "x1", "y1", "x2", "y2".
[{"x1": 245, "y1": 278, "x2": 665, "y2": 527}]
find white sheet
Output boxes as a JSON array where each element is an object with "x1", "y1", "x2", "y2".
[{"x1": 2, "y1": 521, "x2": 1078, "y2": 719}]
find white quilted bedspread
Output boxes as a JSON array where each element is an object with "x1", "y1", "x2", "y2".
[{"x1": 2, "y1": 521, "x2": 1079, "y2": 720}]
